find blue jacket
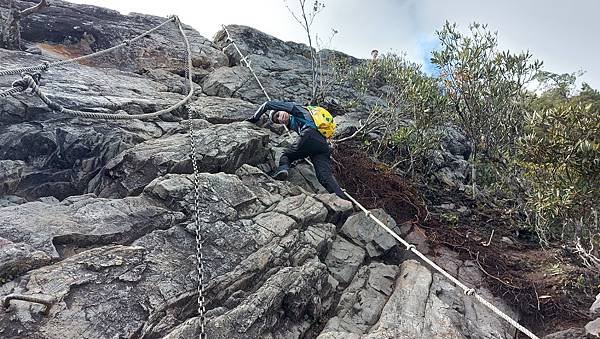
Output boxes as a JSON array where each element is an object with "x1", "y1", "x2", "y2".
[{"x1": 250, "y1": 100, "x2": 315, "y2": 134}]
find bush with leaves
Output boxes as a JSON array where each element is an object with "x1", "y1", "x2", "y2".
[
  {"x1": 519, "y1": 82, "x2": 600, "y2": 266},
  {"x1": 337, "y1": 53, "x2": 449, "y2": 174},
  {"x1": 431, "y1": 22, "x2": 542, "y2": 192}
]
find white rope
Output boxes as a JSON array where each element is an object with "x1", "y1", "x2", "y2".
[
  {"x1": 0, "y1": 17, "x2": 176, "y2": 77},
  {"x1": 11, "y1": 17, "x2": 194, "y2": 121},
  {"x1": 342, "y1": 189, "x2": 539, "y2": 339},
  {"x1": 220, "y1": 26, "x2": 538, "y2": 337},
  {"x1": 220, "y1": 25, "x2": 298, "y2": 146},
  {"x1": 221, "y1": 25, "x2": 271, "y2": 101}
]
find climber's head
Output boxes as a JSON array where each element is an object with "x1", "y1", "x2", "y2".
[{"x1": 271, "y1": 110, "x2": 290, "y2": 125}]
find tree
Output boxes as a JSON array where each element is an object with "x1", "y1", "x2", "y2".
[
  {"x1": 284, "y1": 0, "x2": 325, "y2": 102},
  {"x1": 430, "y1": 22, "x2": 542, "y2": 194},
  {"x1": 336, "y1": 52, "x2": 448, "y2": 174},
  {"x1": 519, "y1": 77, "x2": 600, "y2": 267},
  {"x1": 0, "y1": 0, "x2": 49, "y2": 50}
]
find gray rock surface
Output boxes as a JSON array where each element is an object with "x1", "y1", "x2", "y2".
[
  {"x1": 314, "y1": 193, "x2": 354, "y2": 225},
  {"x1": 319, "y1": 263, "x2": 399, "y2": 337},
  {"x1": 365, "y1": 259, "x2": 514, "y2": 339},
  {"x1": 586, "y1": 318, "x2": 600, "y2": 338},
  {"x1": 0, "y1": 2, "x2": 525, "y2": 338},
  {"x1": 341, "y1": 208, "x2": 400, "y2": 257},
  {"x1": 325, "y1": 236, "x2": 366, "y2": 285},
  {"x1": 89, "y1": 122, "x2": 270, "y2": 197},
  {"x1": 12, "y1": 0, "x2": 228, "y2": 74},
  {"x1": 592, "y1": 293, "x2": 600, "y2": 315},
  {"x1": 0, "y1": 193, "x2": 184, "y2": 276},
  {"x1": 541, "y1": 328, "x2": 587, "y2": 339},
  {"x1": 0, "y1": 48, "x2": 191, "y2": 200}
]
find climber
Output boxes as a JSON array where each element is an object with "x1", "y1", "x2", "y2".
[{"x1": 246, "y1": 100, "x2": 346, "y2": 200}]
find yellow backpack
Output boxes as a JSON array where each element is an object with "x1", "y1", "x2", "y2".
[{"x1": 306, "y1": 106, "x2": 336, "y2": 139}]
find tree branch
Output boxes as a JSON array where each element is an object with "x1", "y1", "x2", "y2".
[{"x1": 19, "y1": 0, "x2": 49, "y2": 18}]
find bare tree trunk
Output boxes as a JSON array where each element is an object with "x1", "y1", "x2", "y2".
[
  {"x1": 299, "y1": 1, "x2": 317, "y2": 101},
  {"x1": 0, "y1": 0, "x2": 49, "y2": 50}
]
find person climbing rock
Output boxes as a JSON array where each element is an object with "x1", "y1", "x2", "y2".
[{"x1": 246, "y1": 100, "x2": 346, "y2": 200}]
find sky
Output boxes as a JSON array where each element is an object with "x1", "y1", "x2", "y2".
[{"x1": 68, "y1": 0, "x2": 599, "y2": 89}]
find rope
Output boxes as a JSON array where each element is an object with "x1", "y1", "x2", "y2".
[
  {"x1": 1, "y1": 15, "x2": 207, "y2": 338},
  {"x1": 0, "y1": 17, "x2": 175, "y2": 77},
  {"x1": 15, "y1": 17, "x2": 194, "y2": 120},
  {"x1": 221, "y1": 25, "x2": 271, "y2": 101},
  {"x1": 0, "y1": 76, "x2": 34, "y2": 98},
  {"x1": 220, "y1": 25, "x2": 298, "y2": 144},
  {"x1": 0, "y1": 86, "x2": 24, "y2": 98},
  {"x1": 221, "y1": 27, "x2": 537, "y2": 337},
  {"x1": 342, "y1": 189, "x2": 540, "y2": 339}
]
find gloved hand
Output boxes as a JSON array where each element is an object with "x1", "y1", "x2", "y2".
[{"x1": 245, "y1": 116, "x2": 260, "y2": 123}]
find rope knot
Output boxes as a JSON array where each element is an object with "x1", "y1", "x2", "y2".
[
  {"x1": 464, "y1": 288, "x2": 475, "y2": 296},
  {"x1": 122, "y1": 39, "x2": 130, "y2": 46},
  {"x1": 168, "y1": 15, "x2": 180, "y2": 23},
  {"x1": 41, "y1": 61, "x2": 50, "y2": 71},
  {"x1": 11, "y1": 72, "x2": 41, "y2": 91},
  {"x1": 11, "y1": 78, "x2": 30, "y2": 91},
  {"x1": 406, "y1": 244, "x2": 416, "y2": 251},
  {"x1": 48, "y1": 102, "x2": 62, "y2": 112}
]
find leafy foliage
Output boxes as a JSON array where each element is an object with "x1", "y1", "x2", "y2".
[
  {"x1": 334, "y1": 20, "x2": 599, "y2": 262},
  {"x1": 340, "y1": 53, "x2": 449, "y2": 173},
  {"x1": 519, "y1": 81, "x2": 600, "y2": 254},
  {"x1": 431, "y1": 22, "x2": 543, "y2": 161}
]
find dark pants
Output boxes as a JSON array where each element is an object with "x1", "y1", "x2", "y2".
[{"x1": 279, "y1": 128, "x2": 346, "y2": 199}]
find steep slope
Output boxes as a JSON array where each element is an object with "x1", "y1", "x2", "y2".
[{"x1": 3, "y1": 1, "x2": 595, "y2": 338}]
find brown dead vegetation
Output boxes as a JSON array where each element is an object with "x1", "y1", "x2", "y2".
[{"x1": 333, "y1": 146, "x2": 599, "y2": 335}]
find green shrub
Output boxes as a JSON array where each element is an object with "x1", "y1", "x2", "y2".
[
  {"x1": 519, "y1": 95, "x2": 599, "y2": 252},
  {"x1": 337, "y1": 53, "x2": 448, "y2": 173}
]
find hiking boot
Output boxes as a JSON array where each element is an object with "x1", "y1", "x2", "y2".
[{"x1": 273, "y1": 169, "x2": 289, "y2": 181}]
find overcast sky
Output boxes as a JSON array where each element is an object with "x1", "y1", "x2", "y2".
[{"x1": 69, "y1": 0, "x2": 599, "y2": 89}]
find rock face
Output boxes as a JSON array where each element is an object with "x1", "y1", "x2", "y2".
[
  {"x1": 587, "y1": 318, "x2": 600, "y2": 338},
  {"x1": 0, "y1": 1, "x2": 524, "y2": 338},
  {"x1": 592, "y1": 293, "x2": 600, "y2": 315}
]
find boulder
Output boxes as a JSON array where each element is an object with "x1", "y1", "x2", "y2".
[
  {"x1": 319, "y1": 263, "x2": 399, "y2": 337},
  {"x1": 365, "y1": 259, "x2": 516, "y2": 339},
  {"x1": 324, "y1": 236, "x2": 366, "y2": 285},
  {"x1": 0, "y1": 193, "x2": 184, "y2": 268},
  {"x1": 587, "y1": 318, "x2": 600, "y2": 338},
  {"x1": 89, "y1": 122, "x2": 270, "y2": 197},
  {"x1": 340, "y1": 209, "x2": 400, "y2": 257}
]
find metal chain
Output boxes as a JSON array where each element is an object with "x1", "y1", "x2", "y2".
[
  {"x1": 182, "y1": 21, "x2": 207, "y2": 339},
  {"x1": 188, "y1": 106, "x2": 206, "y2": 339},
  {"x1": 0, "y1": 17, "x2": 175, "y2": 77},
  {"x1": 3, "y1": 16, "x2": 207, "y2": 336},
  {"x1": 342, "y1": 189, "x2": 540, "y2": 339},
  {"x1": 15, "y1": 17, "x2": 194, "y2": 121}
]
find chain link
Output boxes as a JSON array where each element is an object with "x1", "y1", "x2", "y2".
[{"x1": 181, "y1": 16, "x2": 207, "y2": 339}]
